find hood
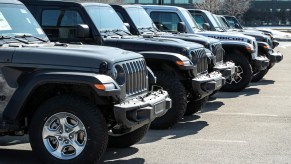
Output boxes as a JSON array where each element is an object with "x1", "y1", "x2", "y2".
[
  {"x1": 105, "y1": 36, "x2": 205, "y2": 55},
  {"x1": 160, "y1": 33, "x2": 220, "y2": 47},
  {"x1": 11, "y1": 43, "x2": 143, "y2": 70},
  {"x1": 197, "y1": 31, "x2": 256, "y2": 43}
]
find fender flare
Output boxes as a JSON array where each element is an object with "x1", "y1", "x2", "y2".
[
  {"x1": 220, "y1": 41, "x2": 256, "y2": 59},
  {"x1": 3, "y1": 71, "x2": 120, "y2": 123},
  {"x1": 139, "y1": 51, "x2": 195, "y2": 71}
]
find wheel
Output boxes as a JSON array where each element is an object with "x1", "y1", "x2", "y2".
[
  {"x1": 184, "y1": 96, "x2": 208, "y2": 116},
  {"x1": 251, "y1": 68, "x2": 269, "y2": 82},
  {"x1": 150, "y1": 71, "x2": 187, "y2": 129},
  {"x1": 221, "y1": 54, "x2": 252, "y2": 92},
  {"x1": 29, "y1": 95, "x2": 108, "y2": 164},
  {"x1": 108, "y1": 124, "x2": 149, "y2": 148}
]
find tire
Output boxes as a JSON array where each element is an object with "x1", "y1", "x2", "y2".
[
  {"x1": 108, "y1": 124, "x2": 149, "y2": 148},
  {"x1": 29, "y1": 95, "x2": 108, "y2": 164},
  {"x1": 221, "y1": 53, "x2": 252, "y2": 92},
  {"x1": 251, "y1": 68, "x2": 269, "y2": 82},
  {"x1": 209, "y1": 90, "x2": 218, "y2": 97},
  {"x1": 184, "y1": 96, "x2": 208, "y2": 116},
  {"x1": 150, "y1": 71, "x2": 187, "y2": 129}
]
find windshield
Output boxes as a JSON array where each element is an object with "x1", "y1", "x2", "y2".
[
  {"x1": 85, "y1": 6, "x2": 129, "y2": 33},
  {"x1": 181, "y1": 9, "x2": 201, "y2": 31},
  {"x1": 0, "y1": 4, "x2": 47, "y2": 39},
  {"x1": 125, "y1": 7, "x2": 153, "y2": 29},
  {"x1": 215, "y1": 15, "x2": 229, "y2": 29}
]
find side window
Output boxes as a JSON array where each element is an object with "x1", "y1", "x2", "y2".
[
  {"x1": 41, "y1": 9, "x2": 85, "y2": 41},
  {"x1": 150, "y1": 12, "x2": 181, "y2": 32},
  {"x1": 193, "y1": 15, "x2": 206, "y2": 26}
]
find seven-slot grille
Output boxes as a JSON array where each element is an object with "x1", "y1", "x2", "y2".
[
  {"x1": 211, "y1": 43, "x2": 224, "y2": 63},
  {"x1": 191, "y1": 48, "x2": 208, "y2": 74},
  {"x1": 122, "y1": 59, "x2": 148, "y2": 97}
]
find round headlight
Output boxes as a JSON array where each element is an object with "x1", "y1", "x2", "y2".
[{"x1": 113, "y1": 64, "x2": 126, "y2": 86}]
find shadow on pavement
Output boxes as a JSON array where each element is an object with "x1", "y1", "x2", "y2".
[
  {"x1": 200, "y1": 101, "x2": 225, "y2": 114},
  {"x1": 138, "y1": 115, "x2": 208, "y2": 144},
  {"x1": 214, "y1": 87, "x2": 261, "y2": 99},
  {"x1": 250, "y1": 79, "x2": 275, "y2": 86},
  {"x1": 0, "y1": 149, "x2": 40, "y2": 164},
  {"x1": 103, "y1": 147, "x2": 144, "y2": 163}
]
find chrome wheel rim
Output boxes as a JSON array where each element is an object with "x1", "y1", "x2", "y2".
[
  {"x1": 42, "y1": 112, "x2": 87, "y2": 160},
  {"x1": 226, "y1": 65, "x2": 244, "y2": 84}
]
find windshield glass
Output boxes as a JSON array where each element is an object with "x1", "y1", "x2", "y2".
[
  {"x1": 215, "y1": 15, "x2": 229, "y2": 29},
  {"x1": 85, "y1": 6, "x2": 129, "y2": 32},
  {"x1": 204, "y1": 12, "x2": 220, "y2": 28},
  {"x1": 0, "y1": 4, "x2": 47, "y2": 39},
  {"x1": 181, "y1": 9, "x2": 201, "y2": 31},
  {"x1": 125, "y1": 7, "x2": 153, "y2": 28}
]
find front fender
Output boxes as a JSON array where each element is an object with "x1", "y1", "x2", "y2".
[{"x1": 3, "y1": 70, "x2": 120, "y2": 123}]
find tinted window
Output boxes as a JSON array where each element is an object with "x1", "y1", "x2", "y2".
[
  {"x1": 193, "y1": 15, "x2": 206, "y2": 26},
  {"x1": 150, "y1": 12, "x2": 181, "y2": 31},
  {"x1": 41, "y1": 9, "x2": 84, "y2": 41},
  {"x1": 125, "y1": 7, "x2": 153, "y2": 28}
]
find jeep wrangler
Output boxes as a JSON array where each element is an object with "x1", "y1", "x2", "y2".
[
  {"x1": 189, "y1": 9, "x2": 283, "y2": 82},
  {"x1": 111, "y1": 4, "x2": 237, "y2": 99},
  {"x1": 142, "y1": 5, "x2": 270, "y2": 92},
  {"x1": 0, "y1": 1, "x2": 171, "y2": 163},
  {"x1": 21, "y1": 0, "x2": 225, "y2": 129}
]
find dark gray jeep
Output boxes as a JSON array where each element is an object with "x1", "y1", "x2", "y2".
[
  {"x1": 21, "y1": 0, "x2": 225, "y2": 130},
  {"x1": 0, "y1": 1, "x2": 171, "y2": 163}
]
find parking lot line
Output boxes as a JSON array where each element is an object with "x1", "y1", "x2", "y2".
[
  {"x1": 201, "y1": 112, "x2": 279, "y2": 117},
  {"x1": 194, "y1": 139, "x2": 247, "y2": 143}
]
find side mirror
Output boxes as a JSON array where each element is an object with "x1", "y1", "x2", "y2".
[
  {"x1": 202, "y1": 23, "x2": 210, "y2": 31},
  {"x1": 124, "y1": 23, "x2": 130, "y2": 31},
  {"x1": 154, "y1": 22, "x2": 163, "y2": 30},
  {"x1": 76, "y1": 24, "x2": 90, "y2": 38},
  {"x1": 234, "y1": 23, "x2": 241, "y2": 29},
  {"x1": 177, "y1": 22, "x2": 186, "y2": 33}
]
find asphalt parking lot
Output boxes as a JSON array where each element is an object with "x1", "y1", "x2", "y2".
[{"x1": 0, "y1": 43, "x2": 291, "y2": 164}]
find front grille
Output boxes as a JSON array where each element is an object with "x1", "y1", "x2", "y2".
[
  {"x1": 122, "y1": 59, "x2": 148, "y2": 97},
  {"x1": 191, "y1": 48, "x2": 208, "y2": 74},
  {"x1": 211, "y1": 43, "x2": 224, "y2": 63}
]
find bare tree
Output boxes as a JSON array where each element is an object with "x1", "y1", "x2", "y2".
[
  {"x1": 193, "y1": 0, "x2": 223, "y2": 14},
  {"x1": 222, "y1": 0, "x2": 253, "y2": 17}
]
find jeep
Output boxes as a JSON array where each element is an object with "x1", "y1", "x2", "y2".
[
  {"x1": 142, "y1": 5, "x2": 270, "y2": 92},
  {"x1": 21, "y1": 0, "x2": 224, "y2": 129},
  {"x1": 111, "y1": 4, "x2": 237, "y2": 99},
  {"x1": 189, "y1": 9, "x2": 283, "y2": 82}
]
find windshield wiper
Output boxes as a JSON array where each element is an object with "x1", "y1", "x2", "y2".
[
  {"x1": 0, "y1": 35, "x2": 29, "y2": 44},
  {"x1": 15, "y1": 34, "x2": 48, "y2": 43},
  {"x1": 112, "y1": 29, "x2": 131, "y2": 35},
  {"x1": 138, "y1": 27, "x2": 156, "y2": 33}
]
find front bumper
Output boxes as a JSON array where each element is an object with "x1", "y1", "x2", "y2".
[
  {"x1": 268, "y1": 51, "x2": 283, "y2": 68},
  {"x1": 113, "y1": 89, "x2": 171, "y2": 134},
  {"x1": 213, "y1": 61, "x2": 236, "y2": 79},
  {"x1": 192, "y1": 71, "x2": 225, "y2": 99},
  {"x1": 253, "y1": 56, "x2": 270, "y2": 71}
]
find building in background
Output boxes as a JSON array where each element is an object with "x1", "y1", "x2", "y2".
[{"x1": 123, "y1": 0, "x2": 291, "y2": 27}]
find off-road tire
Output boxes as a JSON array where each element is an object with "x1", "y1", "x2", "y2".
[
  {"x1": 222, "y1": 54, "x2": 252, "y2": 92},
  {"x1": 251, "y1": 68, "x2": 269, "y2": 82},
  {"x1": 184, "y1": 96, "x2": 209, "y2": 116},
  {"x1": 108, "y1": 124, "x2": 150, "y2": 148},
  {"x1": 29, "y1": 95, "x2": 108, "y2": 164},
  {"x1": 150, "y1": 71, "x2": 187, "y2": 129}
]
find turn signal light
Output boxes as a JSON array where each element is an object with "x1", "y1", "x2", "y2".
[
  {"x1": 176, "y1": 61, "x2": 184, "y2": 66},
  {"x1": 95, "y1": 84, "x2": 106, "y2": 90}
]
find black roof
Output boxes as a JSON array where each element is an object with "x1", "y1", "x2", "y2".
[{"x1": 0, "y1": 0, "x2": 23, "y2": 5}]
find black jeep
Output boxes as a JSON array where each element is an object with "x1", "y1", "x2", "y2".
[{"x1": 21, "y1": 0, "x2": 224, "y2": 129}]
